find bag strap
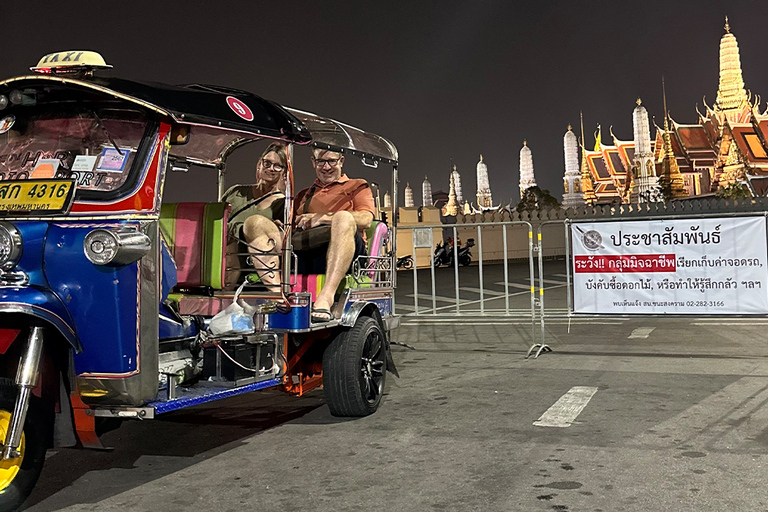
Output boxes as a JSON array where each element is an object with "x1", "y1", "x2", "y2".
[
  {"x1": 230, "y1": 190, "x2": 283, "y2": 220},
  {"x1": 302, "y1": 184, "x2": 318, "y2": 214}
]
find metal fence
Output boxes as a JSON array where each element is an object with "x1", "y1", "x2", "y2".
[
  {"x1": 394, "y1": 199, "x2": 768, "y2": 358},
  {"x1": 395, "y1": 221, "x2": 544, "y2": 355}
]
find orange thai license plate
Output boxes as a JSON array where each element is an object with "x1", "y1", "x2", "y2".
[{"x1": 0, "y1": 180, "x2": 75, "y2": 213}]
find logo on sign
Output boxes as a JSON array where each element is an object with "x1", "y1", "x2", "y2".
[
  {"x1": 582, "y1": 230, "x2": 603, "y2": 250},
  {"x1": 226, "y1": 96, "x2": 254, "y2": 122}
]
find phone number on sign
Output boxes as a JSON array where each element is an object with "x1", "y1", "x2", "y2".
[{"x1": 686, "y1": 301, "x2": 725, "y2": 307}]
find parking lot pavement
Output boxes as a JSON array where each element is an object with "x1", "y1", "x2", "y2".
[
  {"x1": 24, "y1": 310, "x2": 768, "y2": 512},
  {"x1": 21, "y1": 262, "x2": 768, "y2": 511}
]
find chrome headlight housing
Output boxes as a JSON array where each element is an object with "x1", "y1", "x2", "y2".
[
  {"x1": 0, "y1": 222, "x2": 22, "y2": 271},
  {"x1": 84, "y1": 228, "x2": 150, "y2": 266}
]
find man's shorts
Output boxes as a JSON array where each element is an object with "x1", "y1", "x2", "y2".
[{"x1": 295, "y1": 231, "x2": 367, "y2": 275}]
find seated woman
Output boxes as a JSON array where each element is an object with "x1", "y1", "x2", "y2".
[{"x1": 223, "y1": 142, "x2": 287, "y2": 289}]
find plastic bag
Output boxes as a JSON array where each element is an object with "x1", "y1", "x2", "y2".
[{"x1": 208, "y1": 281, "x2": 258, "y2": 335}]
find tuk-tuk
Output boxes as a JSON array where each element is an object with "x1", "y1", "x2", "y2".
[{"x1": 0, "y1": 50, "x2": 400, "y2": 510}]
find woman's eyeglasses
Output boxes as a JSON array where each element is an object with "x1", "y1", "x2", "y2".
[{"x1": 261, "y1": 159, "x2": 285, "y2": 172}]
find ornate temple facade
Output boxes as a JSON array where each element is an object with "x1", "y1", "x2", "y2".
[
  {"x1": 573, "y1": 19, "x2": 768, "y2": 204},
  {"x1": 519, "y1": 140, "x2": 537, "y2": 198}
]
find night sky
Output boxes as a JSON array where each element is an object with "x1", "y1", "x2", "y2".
[{"x1": 5, "y1": 1, "x2": 768, "y2": 205}]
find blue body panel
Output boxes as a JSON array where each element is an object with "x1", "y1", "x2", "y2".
[
  {"x1": 44, "y1": 222, "x2": 141, "y2": 376},
  {"x1": 13, "y1": 222, "x2": 49, "y2": 288},
  {"x1": 0, "y1": 286, "x2": 79, "y2": 350}
]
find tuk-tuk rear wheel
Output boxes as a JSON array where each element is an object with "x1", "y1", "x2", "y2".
[
  {"x1": 322, "y1": 315, "x2": 387, "y2": 417},
  {"x1": 0, "y1": 378, "x2": 49, "y2": 512}
]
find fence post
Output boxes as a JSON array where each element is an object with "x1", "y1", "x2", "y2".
[{"x1": 477, "y1": 225, "x2": 484, "y2": 314}]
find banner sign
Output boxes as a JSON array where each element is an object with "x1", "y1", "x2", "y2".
[{"x1": 571, "y1": 216, "x2": 768, "y2": 314}]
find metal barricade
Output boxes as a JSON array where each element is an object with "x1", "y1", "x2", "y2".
[{"x1": 396, "y1": 221, "x2": 541, "y2": 355}]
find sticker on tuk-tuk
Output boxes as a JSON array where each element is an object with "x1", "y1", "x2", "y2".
[
  {"x1": 96, "y1": 147, "x2": 129, "y2": 172},
  {"x1": 31, "y1": 159, "x2": 61, "y2": 179},
  {"x1": 0, "y1": 179, "x2": 75, "y2": 214},
  {"x1": 0, "y1": 116, "x2": 14, "y2": 134},
  {"x1": 226, "y1": 96, "x2": 254, "y2": 122},
  {"x1": 71, "y1": 155, "x2": 98, "y2": 172}
]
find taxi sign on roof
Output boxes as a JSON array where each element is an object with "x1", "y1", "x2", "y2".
[{"x1": 31, "y1": 51, "x2": 112, "y2": 73}]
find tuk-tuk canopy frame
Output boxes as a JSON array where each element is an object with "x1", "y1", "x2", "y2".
[{"x1": 0, "y1": 75, "x2": 398, "y2": 168}]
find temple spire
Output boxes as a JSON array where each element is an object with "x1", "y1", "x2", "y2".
[
  {"x1": 661, "y1": 78, "x2": 688, "y2": 199},
  {"x1": 404, "y1": 182, "x2": 414, "y2": 207},
  {"x1": 476, "y1": 154, "x2": 493, "y2": 209},
  {"x1": 716, "y1": 17, "x2": 748, "y2": 112},
  {"x1": 579, "y1": 111, "x2": 596, "y2": 204},
  {"x1": 519, "y1": 140, "x2": 537, "y2": 198},
  {"x1": 422, "y1": 176, "x2": 432, "y2": 207},
  {"x1": 450, "y1": 164, "x2": 464, "y2": 203},
  {"x1": 442, "y1": 172, "x2": 459, "y2": 216},
  {"x1": 562, "y1": 125, "x2": 585, "y2": 207}
]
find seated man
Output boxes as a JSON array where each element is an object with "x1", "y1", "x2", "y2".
[{"x1": 293, "y1": 148, "x2": 374, "y2": 322}]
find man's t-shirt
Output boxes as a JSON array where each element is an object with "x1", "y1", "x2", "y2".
[{"x1": 293, "y1": 174, "x2": 375, "y2": 220}]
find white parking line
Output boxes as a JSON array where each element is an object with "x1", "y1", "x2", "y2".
[
  {"x1": 691, "y1": 322, "x2": 768, "y2": 326},
  {"x1": 628, "y1": 327, "x2": 656, "y2": 339},
  {"x1": 534, "y1": 386, "x2": 598, "y2": 428}
]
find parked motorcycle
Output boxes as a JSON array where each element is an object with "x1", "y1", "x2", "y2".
[
  {"x1": 458, "y1": 238, "x2": 475, "y2": 266},
  {"x1": 396, "y1": 254, "x2": 414, "y2": 270},
  {"x1": 434, "y1": 238, "x2": 474, "y2": 267},
  {"x1": 433, "y1": 240, "x2": 454, "y2": 267}
]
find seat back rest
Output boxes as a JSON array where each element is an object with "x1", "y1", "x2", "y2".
[{"x1": 160, "y1": 202, "x2": 230, "y2": 290}]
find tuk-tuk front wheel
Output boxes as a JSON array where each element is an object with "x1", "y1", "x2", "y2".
[
  {"x1": 0, "y1": 378, "x2": 48, "y2": 512},
  {"x1": 322, "y1": 316, "x2": 387, "y2": 417}
]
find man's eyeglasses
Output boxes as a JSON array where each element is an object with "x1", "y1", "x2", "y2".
[
  {"x1": 313, "y1": 158, "x2": 341, "y2": 168},
  {"x1": 261, "y1": 159, "x2": 285, "y2": 172}
]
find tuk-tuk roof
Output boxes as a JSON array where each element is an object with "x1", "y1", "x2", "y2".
[
  {"x1": 0, "y1": 75, "x2": 312, "y2": 143},
  {"x1": 0, "y1": 74, "x2": 398, "y2": 165}
]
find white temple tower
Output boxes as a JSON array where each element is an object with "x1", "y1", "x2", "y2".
[
  {"x1": 631, "y1": 98, "x2": 659, "y2": 202},
  {"x1": 561, "y1": 126, "x2": 585, "y2": 207},
  {"x1": 404, "y1": 182, "x2": 414, "y2": 207},
  {"x1": 422, "y1": 176, "x2": 433, "y2": 207},
  {"x1": 476, "y1": 155, "x2": 493, "y2": 209},
  {"x1": 451, "y1": 165, "x2": 464, "y2": 203},
  {"x1": 383, "y1": 191, "x2": 391, "y2": 208},
  {"x1": 519, "y1": 140, "x2": 537, "y2": 198}
]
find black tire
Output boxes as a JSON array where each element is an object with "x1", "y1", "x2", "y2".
[
  {"x1": 403, "y1": 258, "x2": 413, "y2": 270},
  {"x1": 323, "y1": 316, "x2": 387, "y2": 417},
  {"x1": 460, "y1": 255, "x2": 471, "y2": 266},
  {"x1": 0, "y1": 378, "x2": 50, "y2": 512}
]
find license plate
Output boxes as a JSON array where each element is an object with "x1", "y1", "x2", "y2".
[{"x1": 0, "y1": 180, "x2": 75, "y2": 213}]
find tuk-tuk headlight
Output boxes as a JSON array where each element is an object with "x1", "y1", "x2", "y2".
[
  {"x1": 0, "y1": 95, "x2": 7, "y2": 111},
  {"x1": 84, "y1": 228, "x2": 150, "y2": 266},
  {"x1": 0, "y1": 223, "x2": 22, "y2": 271}
]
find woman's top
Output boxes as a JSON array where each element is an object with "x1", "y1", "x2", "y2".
[{"x1": 222, "y1": 184, "x2": 285, "y2": 239}]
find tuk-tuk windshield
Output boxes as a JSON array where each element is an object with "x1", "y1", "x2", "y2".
[{"x1": 0, "y1": 108, "x2": 148, "y2": 194}]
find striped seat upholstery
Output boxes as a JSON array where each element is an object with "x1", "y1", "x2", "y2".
[{"x1": 159, "y1": 202, "x2": 230, "y2": 290}]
